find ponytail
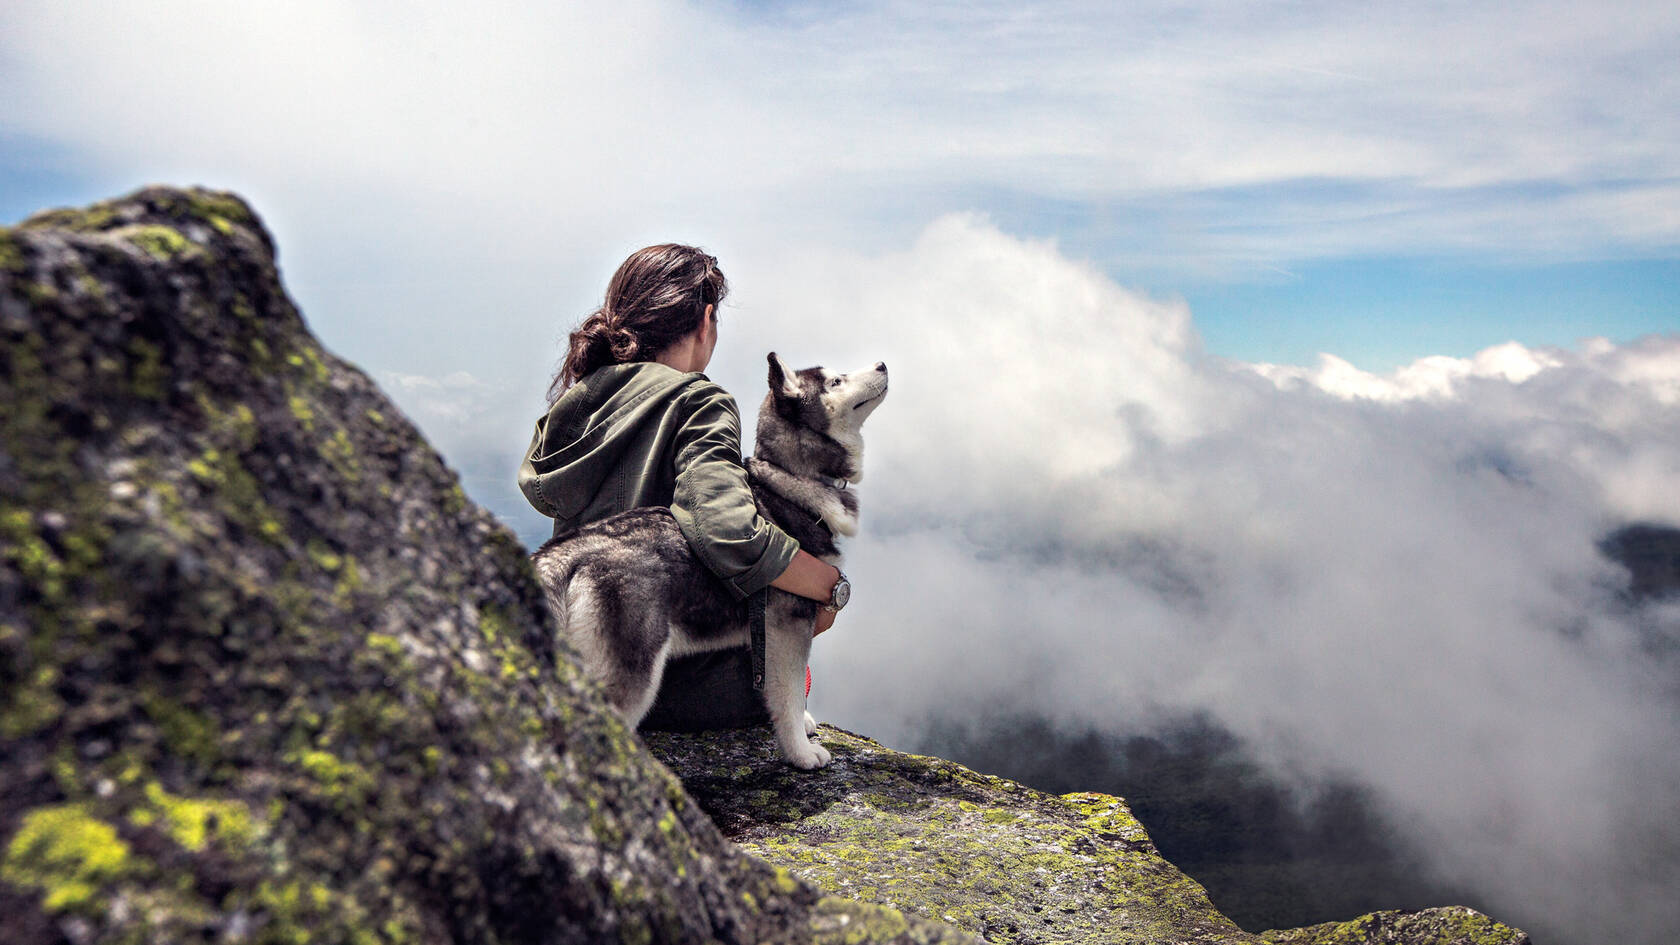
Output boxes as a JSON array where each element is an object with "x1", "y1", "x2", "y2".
[{"x1": 547, "y1": 244, "x2": 727, "y2": 402}]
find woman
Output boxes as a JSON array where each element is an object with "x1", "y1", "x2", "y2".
[{"x1": 518, "y1": 244, "x2": 844, "y2": 730}]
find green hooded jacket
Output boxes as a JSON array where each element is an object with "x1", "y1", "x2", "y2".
[{"x1": 518, "y1": 361, "x2": 799, "y2": 600}]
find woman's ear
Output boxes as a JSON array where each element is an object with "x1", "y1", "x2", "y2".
[
  {"x1": 767, "y1": 352, "x2": 800, "y2": 399},
  {"x1": 699, "y1": 304, "x2": 718, "y2": 344}
]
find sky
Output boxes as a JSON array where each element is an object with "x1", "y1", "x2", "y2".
[{"x1": 4, "y1": 3, "x2": 1679, "y2": 944}]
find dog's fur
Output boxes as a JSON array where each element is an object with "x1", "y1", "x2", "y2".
[{"x1": 530, "y1": 353, "x2": 887, "y2": 769}]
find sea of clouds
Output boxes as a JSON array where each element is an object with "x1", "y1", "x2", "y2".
[{"x1": 769, "y1": 218, "x2": 1680, "y2": 945}]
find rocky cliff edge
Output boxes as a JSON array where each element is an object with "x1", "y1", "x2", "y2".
[{"x1": 647, "y1": 726, "x2": 1526, "y2": 945}]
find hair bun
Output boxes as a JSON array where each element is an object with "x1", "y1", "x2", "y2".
[
  {"x1": 549, "y1": 243, "x2": 729, "y2": 399},
  {"x1": 609, "y1": 325, "x2": 639, "y2": 360}
]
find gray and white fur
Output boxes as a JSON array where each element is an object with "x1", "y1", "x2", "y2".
[{"x1": 530, "y1": 353, "x2": 888, "y2": 769}]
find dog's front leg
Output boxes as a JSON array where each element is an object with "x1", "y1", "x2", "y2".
[{"x1": 764, "y1": 598, "x2": 829, "y2": 769}]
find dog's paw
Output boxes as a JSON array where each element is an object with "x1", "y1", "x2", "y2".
[
  {"x1": 785, "y1": 739, "x2": 832, "y2": 770},
  {"x1": 803, "y1": 710, "x2": 819, "y2": 739}
]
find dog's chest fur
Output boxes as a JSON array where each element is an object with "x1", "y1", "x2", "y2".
[{"x1": 756, "y1": 489, "x2": 828, "y2": 557}]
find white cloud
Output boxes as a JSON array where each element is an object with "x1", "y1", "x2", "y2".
[
  {"x1": 3, "y1": 0, "x2": 1678, "y2": 276},
  {"x1": 751, "y1": 217, "x2": 1680, "y2": 945},
  {"x1": 1252, "y1": 341, "x2": 1567, "y2": 402}
]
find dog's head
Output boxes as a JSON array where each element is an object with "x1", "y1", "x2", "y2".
[
  {"x1": 759, "y1": 352, "x2": 888, "y2": 479},
  {"x1": 767, "y1": 352, "x2": 887, "y2": 435}
]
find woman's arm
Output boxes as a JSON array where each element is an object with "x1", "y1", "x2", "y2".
[
  {"x1": 670, "y1": 386, "x2": 801, "y2": 598},
  {"x1": 772, "y1": 551, "x2": 843, "y2": 636},
  {"x1": 771, "y1": 549, "x2": 841, "y2": 601},
  {"x1": 669, "y1": 383, "x2": 845, "y2": 633}
]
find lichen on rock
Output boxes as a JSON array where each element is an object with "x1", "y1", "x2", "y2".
[
  {"x1": 649, "y1": 725, "x2": 1245, "y2": 944},
  {"x1": 646, "y1": 726, "x2": 1530, "y2": 945},
  {"x1": 1259, "y1": 907, "x2": 1530, "y2": 945}
]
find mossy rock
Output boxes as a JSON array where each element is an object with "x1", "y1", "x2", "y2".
[
  {"x1": 0, "y1": 186, "x2": 969, "y2": 945},
  {"x1": 1259, "y1": 907, "x2": 1530, "y2": 945},
  {"x1": 649, "y1": 725, "x2": 1241, "y2": 944},
  {"x1": 646, "y1": 727, "x2": 1530, "y2": 945}
]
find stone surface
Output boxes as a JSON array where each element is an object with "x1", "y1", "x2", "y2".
[
  {"x1": 646, "y1": 726, "x2": 1530, "y2": 945},
  {"x1": 0, "y1": 187, "x2": 968, "y2": 944},
  {"x1": 647, "y1": 725, "x2": 1239, "y2": 944},
  {"x1": 1259, "y1": 907, "x2": 1530, "y2": 945}
]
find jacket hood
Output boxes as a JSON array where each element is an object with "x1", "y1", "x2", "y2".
[{"x1": 518, "y1": 362, "x2": 704, "y2": 522}]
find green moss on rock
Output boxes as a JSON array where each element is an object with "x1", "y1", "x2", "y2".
[
  {"x1": 114, "y1": 223, "x2": 197, "y2": 261},
  {"x1": 183, "y1": 191, "x2": 254, "y2": 233},
  {"x1": 649, "y1": 725, "x2": 1237, "y2": 944},
  {"x1": 141, "y1": 694, "x2": 223, "y2": 768},
  {"x1": 19, "y1": 204, "x2": 118, "y2": 233},
  {"x1": 1259, "y1": 907, "x2": 1529, "y2": 945},
  {"x1": 136, "y1": 782, "x2": 259, "y2": 853},
  {"x1": 2, "y1": 804, "x2": 134, "y2": 913},
  {"x1": 647, "y1": 726, "x2": 1531, "y2": 945},
  {"x1": 0, "y1": 226, "x2": 25, "y2": 272},
  {"x1": 1, "y1": 664, "x2": 64, "y2": 738}
]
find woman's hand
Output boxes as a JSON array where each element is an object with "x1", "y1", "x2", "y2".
[
  {"x1": 772, "y1": 551, "x2": 844, "y2": 637},
  {"x1": 771, "y1": 550, "x2": 844, "y2": 604},
  {"x1": 813, "y1": 608, "x2": 837, "y2": 637}
]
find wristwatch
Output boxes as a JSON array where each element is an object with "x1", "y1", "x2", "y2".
[{"x1": 823, "y1": 570, "x2": 851, "y2": 613}]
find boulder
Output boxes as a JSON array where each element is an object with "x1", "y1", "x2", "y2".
[{"x1": 0, "y1": 186, "x2": 966, "y2": 944}]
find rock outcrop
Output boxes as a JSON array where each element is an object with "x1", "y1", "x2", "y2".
[
  {"x1": 647, "y1": 727, "x2": 1528, "y2": 945},
  {"x1": 1257, "y1": 908, "x2": 1526, "y2": 945},
  {"x1": 0, "y1": 187, "x2": 964, "y2": 944},
  {"x1": 2, "y1": 186, "x2": 1531, "y2": 945}
]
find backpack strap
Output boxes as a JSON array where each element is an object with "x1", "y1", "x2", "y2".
[{"x1": 748, "y1": 588, "x2": 767, "y2": 690}]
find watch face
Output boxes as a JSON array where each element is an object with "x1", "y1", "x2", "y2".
[{"x1": 832, "y1": 579, "x2": 851, "y2": 610}]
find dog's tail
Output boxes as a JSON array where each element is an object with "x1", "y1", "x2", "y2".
[{"x1": 529, "y1": 543, "x2": 585, "y2": 632}]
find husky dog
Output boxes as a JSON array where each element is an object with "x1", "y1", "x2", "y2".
[{"x1": 530, "y1": 353, "x2": 888, "y2": 769}]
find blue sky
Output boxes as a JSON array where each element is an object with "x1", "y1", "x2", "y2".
[
  {"x1": 5, "y1": 132, "x2": 1674, "y2": 372},
  {"x1": 2, "y1": 1, "x2": 1676, "y2": 376},
  {"x1": 1183, "y1": 256, "x2": 1680, "y2": 369}
]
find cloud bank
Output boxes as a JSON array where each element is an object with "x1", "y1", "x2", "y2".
[{"x1": 734, "y1": 218, "x2": 1679, "y2": 945}]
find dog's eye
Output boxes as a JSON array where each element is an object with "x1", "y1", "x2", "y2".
[{"x1": 829, "y1": 377, "x2": 843, "y2": 388}]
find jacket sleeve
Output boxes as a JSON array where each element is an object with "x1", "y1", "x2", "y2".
[{"x1": 668, "y1": 383, "x2": 800, "y2": 599}]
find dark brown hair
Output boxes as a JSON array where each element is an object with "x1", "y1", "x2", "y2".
[{"x1": 549, "y1": 243, "x2": 727, "y2": 400}]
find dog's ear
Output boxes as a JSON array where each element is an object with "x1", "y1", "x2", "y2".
[{"x1": 767, "y1": 352, "x2": 800, "y2": 399}]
